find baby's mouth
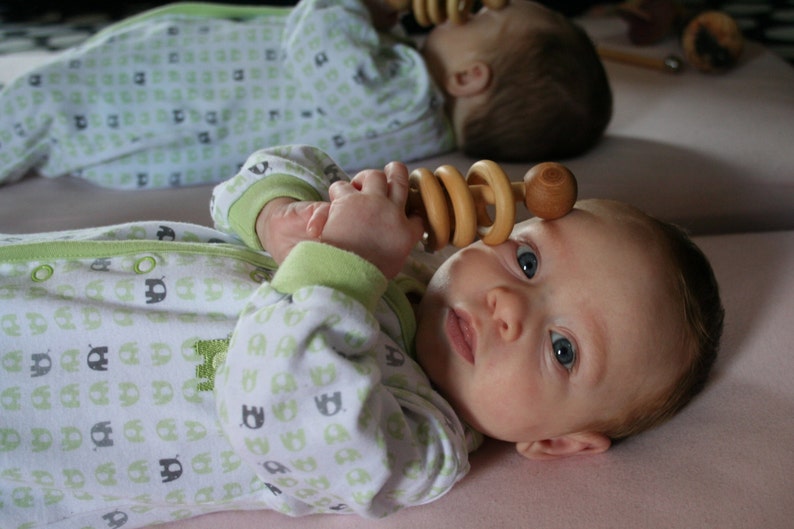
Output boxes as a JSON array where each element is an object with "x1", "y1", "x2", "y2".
[{"x1": 446, "y1": 308, "x2": 476, "y2": 364}]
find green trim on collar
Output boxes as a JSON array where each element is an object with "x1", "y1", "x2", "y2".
[
  {"x1": 383, "y1": 281, "x2": 418, "y2": 357},
  {"x1": 386, "y1": 274, "x2": 427, "y2": 356}
]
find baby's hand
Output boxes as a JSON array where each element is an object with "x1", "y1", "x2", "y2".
[
  {"x1": 256, "y1": 198, "x2": 330, "y2": 265},
  {"x1": 320, "y1": 162, "x2": 425, "y2": 279}
]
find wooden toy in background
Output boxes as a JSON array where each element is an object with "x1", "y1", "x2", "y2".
[
  {"x1": 614, "y1": 0, "x2": 744, "y2": 72},
  {"x1": 616, "y1": 0, "x2": 682, "y2": 45},
  {"x1": 406, "y1": 161, "x2": 578, "y2": 252},
  {"x1": 680, "y1": 11, "x2": 744, "y2": 72},
  {"x1": 385, "y1": 0, "x2": 506, "y2": 26},
  {"x1": 597, "y1": 46, "x2": 684, "y2": 73}
]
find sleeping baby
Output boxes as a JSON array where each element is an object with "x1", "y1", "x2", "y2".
[{"x1": 0, "y1": 0, "x2": 611, "y2": 188}]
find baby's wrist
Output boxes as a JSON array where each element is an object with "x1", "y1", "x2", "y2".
[{"x1": 256, "y1": 197, "x2": 296, "y2": 249}]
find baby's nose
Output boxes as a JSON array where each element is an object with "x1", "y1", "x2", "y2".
[{"x1": 486, "y1": 287, "x2": 525, "y2": 343}]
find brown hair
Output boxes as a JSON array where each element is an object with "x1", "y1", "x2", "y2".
[
  {"x1": 460, "y1": 14, "x2": 612, "y2": 161},
  {"x1": 598, "y1": 217, "x2": 724, "y2": 442}
]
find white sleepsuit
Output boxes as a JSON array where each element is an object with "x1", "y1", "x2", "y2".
[
  {"x1": 0, "y1": 145, "x2": 478, "y2": 528},
  {"x1": 0, "y1": 0, "x2": 454, "y2": 189}
]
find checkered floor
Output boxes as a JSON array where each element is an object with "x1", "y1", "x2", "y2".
[
  {"x1": 0, "y1": 15, "x2": 108, "y2": 55},
  {"x1": 718, "y1": 0, "x2": 794, "y2": 64}
]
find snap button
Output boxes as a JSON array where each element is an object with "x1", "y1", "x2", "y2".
[
  {"x1": 133, "y1": 256, "x2": 157, "y2": 274},
  {"x1": 31, "y1": 264, "x2": 54, "y2": 282}
]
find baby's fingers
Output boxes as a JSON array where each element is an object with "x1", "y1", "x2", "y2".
[
  {"x1": 328, "y1": 179, "x2": 354, "y2": 201},
  {"x1": 384, "y1": 162, "x2": 410, "y2": 207},
  {"x1": 306, "y1": 202, "x2": 331, "y2": 238},
  {"x1": 351, "y1": 169, "x2": 388, "y2": 196}
]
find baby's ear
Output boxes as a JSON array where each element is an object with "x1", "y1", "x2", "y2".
[
  {"x1": 516, "y1": 432, "x2": 611, "y2": 461},
  {"x1": 445, "y1": 61, "x2": 492, "y2": 97}
]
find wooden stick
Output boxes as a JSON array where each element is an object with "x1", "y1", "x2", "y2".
[{"x1": 598, "y1": 47, "x2": 683, "y2": 73}]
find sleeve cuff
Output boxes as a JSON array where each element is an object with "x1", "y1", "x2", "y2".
[
  {"x1": 271, "y1": 241, "x2": 388, "y2": 312},
  {"x1": 228, "y1": 175, "x2": 322, "y2": 250}
]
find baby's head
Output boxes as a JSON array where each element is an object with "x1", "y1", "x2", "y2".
[
  {"x1": 421, "y1": 0, "x2": 612, "y2": 161},
  {"x1": 415, "y1": 199, "x2": 723, "y2": 459}
]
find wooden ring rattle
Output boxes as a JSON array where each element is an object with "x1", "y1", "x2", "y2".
[
  {"x1": 388, "y1": 0, "x2": 507, "y2": 26},
  {"x1": 406, "y1": 161, "x2": 578, "y2": 252}
]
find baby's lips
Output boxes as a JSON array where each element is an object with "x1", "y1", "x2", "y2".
[{"x1": 447, "y1": 308, "x2": 476, "y2": 365}]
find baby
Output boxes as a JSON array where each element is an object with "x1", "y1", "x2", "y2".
[
  {"x1": 0, "y1": 0, "x2": 611, "y2": 189},
  {"x1": 0, "y1": 145, "x2": 721, "y2": 528}
]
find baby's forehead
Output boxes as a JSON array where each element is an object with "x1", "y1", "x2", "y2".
[
  {"x1": 571, "y1": 200, "x2": 662, "y2": 243},
  {"x1": 515, "y1": 199, "x2": 640, "y2": 232},
  {"x1": 531, "y1": 200, "x2": 677, "y2": 302},
  {"x1": 575, "y1": 198, "x2": 643, "y2": 219}
]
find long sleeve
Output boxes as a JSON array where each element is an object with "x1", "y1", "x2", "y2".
[
  {"x1": 0, "y1": 0, "x2": 452, "y2": 189},
  {"x1": 210, "y1": 144, "x2": 348, "y2": 249},
  {"x1": 0, "y1": 3, "x2": 292, "y2": 188},
  {"x1": 279, "y1": 0, "x2": 455, "y2": 170},
  {"x1": 213, "y1": 241, "x2": 471, "y2": 517}
]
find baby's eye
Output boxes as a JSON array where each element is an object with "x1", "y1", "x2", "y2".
[
  {"x1": 516, "y1": 245, "x2": 538, "y2": 279},
  {"x1": 551, "y1": 331, "x2": 576, "y2": 371}
]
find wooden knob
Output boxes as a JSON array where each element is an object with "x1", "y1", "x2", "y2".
[{"x1": 522, "y1": 162, "x2": 577, "y2": 220}]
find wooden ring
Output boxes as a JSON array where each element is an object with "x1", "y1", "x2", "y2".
[
  {"x1": 436, "y1": 165, "x2": 477, "y2": 247},
  {"x1": 467, "y1": 160, "x2": 515, "y2": 245},
  {"x1": 409, "y1": 168, "x2": 449, "y2": 251},
  {"x1": 448, "y1": 0, "x2": 472, "y2": 24},
  {"x1": 413, "y1": 0, "x2": 431, "y2": 26},
  {"x1": 429, "y1": 0, "x2": 445, "y2": 25}
]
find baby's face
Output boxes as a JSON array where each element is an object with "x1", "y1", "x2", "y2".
[{"x1": 415, "y1": 200, "x2": 686, "y2": 446}]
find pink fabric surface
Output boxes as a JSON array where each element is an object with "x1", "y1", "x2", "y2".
[{"x1": 0, "y1": 176, "x2": 214, "y2": 233}]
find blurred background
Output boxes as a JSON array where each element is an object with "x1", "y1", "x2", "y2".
[{"x1": 0, "y1": 0, "x2": 791, "y2": 65}]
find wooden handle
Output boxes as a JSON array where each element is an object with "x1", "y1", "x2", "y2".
[{"x1": 598, "y1": 47, "x2": 683, "y2": 74}]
